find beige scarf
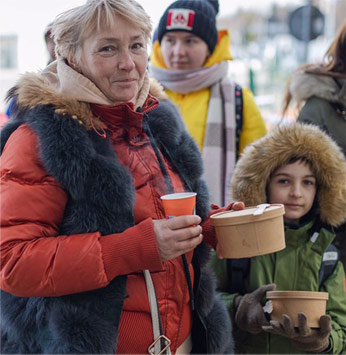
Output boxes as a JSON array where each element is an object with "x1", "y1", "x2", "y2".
[{"x1": 41, "y1": 58, "x2": 150, "y2": 109}]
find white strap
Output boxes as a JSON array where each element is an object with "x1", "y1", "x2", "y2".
[
  {"x1": 310, "y1": 231, "x2": 319, "y2": 243},
  {"x1": 143, "y1": 270, "x2": 171, "y2": 355},
  {"x1": 176, "y1": 334, "x2": 192, "y2": 354}
]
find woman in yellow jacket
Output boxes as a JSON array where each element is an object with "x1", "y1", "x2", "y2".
[{"x1": 150, "y1": 0, "x2": 267, "y2": 206}]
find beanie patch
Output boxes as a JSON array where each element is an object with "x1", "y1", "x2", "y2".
[{"x1": 166, "y1": 9, "x2": 195, "y2": 31}]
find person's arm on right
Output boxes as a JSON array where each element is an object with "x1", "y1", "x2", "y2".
[{"x1": 320, "y1": 262, "x2": 346, "y2": 354}]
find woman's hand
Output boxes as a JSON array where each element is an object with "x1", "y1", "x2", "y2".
[{"x1": 153, "y1": 215, "x2": 203, "y2": 261}]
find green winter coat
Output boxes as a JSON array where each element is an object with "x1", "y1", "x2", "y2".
[
  {"x1": 210, "y1": 124, "x2": 346, "y2": 354},
  {"x1": 211, "y1": 220, "x2": 346, "y2": 354}
]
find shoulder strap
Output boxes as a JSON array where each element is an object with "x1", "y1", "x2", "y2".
[
  {"x1": 234, "y1": 84, "x2": 243, "y2": 161},
  {"x1": 309, "y1": 220, "x2": 339, "y2": 289},
  {"x1": 319, "y1": 243, "x2": 339, "y2": 289},
  {"x1": 226, "y1": 258, "x2": 250, "y2": 295}
]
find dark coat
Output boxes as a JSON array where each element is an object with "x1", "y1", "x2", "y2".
[
  {"x1": 0, "y1": 77, "x2": 233, "y2": 353},
  {"x1": 289, "y1": 68, "x2": 346, "y2": 157}
]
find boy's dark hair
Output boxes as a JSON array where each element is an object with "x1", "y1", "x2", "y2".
[{"x1": 271, "y1": 156, "x2": 315, "y2": 179}]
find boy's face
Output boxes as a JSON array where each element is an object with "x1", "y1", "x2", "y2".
[{"x1": 267, "y1": 160, "x2": 317, "y2": 224}]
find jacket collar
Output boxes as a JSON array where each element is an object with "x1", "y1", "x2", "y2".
[
  {"x1": 90, "y1": 94, "x2": 159, "y2": 140},
  {"x1": 9, "y1": 63, "x2": 165, "y2": 133}
]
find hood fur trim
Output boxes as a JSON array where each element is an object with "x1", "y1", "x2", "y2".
[
  {"x1": 11, "y1": 72, "x2": 97, "y2": 130},
  {"x1": 289, "y1": 68, "x2": 346, "y2": 105},
  {"x1": 231, "y1": 123, "x2": 346, "y2": 227},
  {"x1": 8, "y1": 72, "x2": 168, "y2": 131}
]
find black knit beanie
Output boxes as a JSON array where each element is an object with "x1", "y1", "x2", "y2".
[{"x1": 157, "y1": 0, "x2": 219, "y2": 54}]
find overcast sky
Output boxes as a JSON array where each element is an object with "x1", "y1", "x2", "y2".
[
  {"x1": 1, "y1": 0, "x2": 304, "y2": 32},
  {"x1": 0, "y1": 0, "x2": 304, "y2": 73}
]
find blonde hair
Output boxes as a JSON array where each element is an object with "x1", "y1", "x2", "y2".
[{"x1": 51, "y1": 0, "x2": 152, "y2": 63}]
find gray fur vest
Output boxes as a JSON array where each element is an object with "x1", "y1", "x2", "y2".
[{"x1": 0, "y1": 99, "x2": 233, "y2": 354}]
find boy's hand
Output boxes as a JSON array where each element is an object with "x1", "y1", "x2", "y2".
[
  {"x1": 235, "y1": 284, "x2": 276, "y2": 334},
  {"x1": 262, "y1": 313, "x2": 331, "y2": 353}
]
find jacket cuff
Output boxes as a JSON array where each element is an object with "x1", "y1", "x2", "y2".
[
  {"x1": 100, "y1": 218, "x2": 163, "y2": 281},
  {"x1": 201, "y1": 202, "x2": 235, "y2": 249}
]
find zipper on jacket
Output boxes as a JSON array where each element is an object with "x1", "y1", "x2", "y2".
[{"x1": 139, "y1": 107, "x2": 195, "y2": 311}]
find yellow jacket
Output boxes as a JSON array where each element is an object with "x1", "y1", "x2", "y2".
[{"x1": 151, "y1": 30, "x2": 267, "y2": 152}]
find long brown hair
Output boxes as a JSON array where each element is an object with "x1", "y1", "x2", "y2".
[
  {"x1": 282, "y1": 21, "x2": 346, "y2": 117},
  {"x1": 324, "y1": 21, "x2": 346, "y2": 73}
]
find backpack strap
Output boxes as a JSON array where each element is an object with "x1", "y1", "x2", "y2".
[
  {"x1": 319, "y1": 243, "x2": 339, "y2": 290},
  {"x1": 226, "y1": 258, "x2": 250, "y2": 295},
  {"x1": 309, "y1": 219, "x2": 339, "y2": 289},
  {"x1": 234, "y1": 84, "x2": 243, "y2": 161}
]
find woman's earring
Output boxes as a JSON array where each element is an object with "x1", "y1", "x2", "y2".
[{"x1": 68, "y1": 58, "x2": 80, "y2": 73}]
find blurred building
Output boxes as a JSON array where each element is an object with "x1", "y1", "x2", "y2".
[
  {"x1": 0, "y1": 34, "x2": 18, "y2": 113},
  {"x1": 217, "y1": 0, "x2": 346, "y2": 127}
]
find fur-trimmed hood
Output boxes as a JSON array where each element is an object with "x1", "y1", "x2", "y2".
[
  {"x1": 289, "y1": 67, "x2": 346, "y2": 105},
  {"x1": 231, "y1": 123, "x2": 346, "y2": 227}
]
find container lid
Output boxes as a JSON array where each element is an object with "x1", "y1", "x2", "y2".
[
  {"x1": 267, "y1": 291, "x2": 329, "y2": 300},
  {"x1": 210, "y1": 204, "x2": 284, "y2": 226}
]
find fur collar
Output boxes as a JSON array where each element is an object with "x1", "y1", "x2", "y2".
[
  {"x1": 231, "y1": 123, "x2": 346, "y2": 227},
  {"x1": 7, "y1": 69, "x2": 168, "y2": 132},
  {"x1": 289, "y1": 67, "x2": 346, "y2": 105}
]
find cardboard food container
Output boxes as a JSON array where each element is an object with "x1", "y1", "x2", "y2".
[
  {"x1": 266, "y1": 291, "x2": 329, "y2": 328},
  {"x1": 210, "y1": 204, "x2": 285, "y2": 258}
]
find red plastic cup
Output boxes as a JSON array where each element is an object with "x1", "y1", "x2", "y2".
[{"x1": 160, "y1": 192, "x2": 197, "y2": 218}]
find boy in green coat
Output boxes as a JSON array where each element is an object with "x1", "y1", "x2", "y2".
[{"x1": 211, "y1": 123, "x2": 346, "y2": 353}]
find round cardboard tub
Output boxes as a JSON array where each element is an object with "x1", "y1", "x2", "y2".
[
  {"x1": 266, "y1": 290, "x2": 329, "y2": 328},
  {"x1": 210, "y1": 204, "x2": 285, "y2": 258}
]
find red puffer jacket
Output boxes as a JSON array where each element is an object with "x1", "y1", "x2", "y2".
[{"x1": 0, "y1": 96, "x2": 216, "y2": 353}]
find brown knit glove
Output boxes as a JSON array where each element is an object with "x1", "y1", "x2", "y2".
[
  {"x1": 234, "y1": 284, "x2": 276, "y2": 334},
  {"x1": 262, "y1": 312, "x2": 332, "y2": 353}
]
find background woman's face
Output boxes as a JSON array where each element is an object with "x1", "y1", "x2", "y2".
[
  {"x1": 76, "y1": 14, "x2": 147, "y2": 104},
  {"x1": 161, "y1": 31, "x2": 210, "y2": 70}
]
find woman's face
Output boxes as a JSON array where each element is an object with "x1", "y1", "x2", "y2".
[
  {"x1": 76, "y1": 14, "x2": 148, "y2": 104},
  {"x1": 267, "y1": 160, "x2": 317, "y2": 224},
  {"x1": 161, "y1": 31, "x2": 210, "y2": 70}
]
